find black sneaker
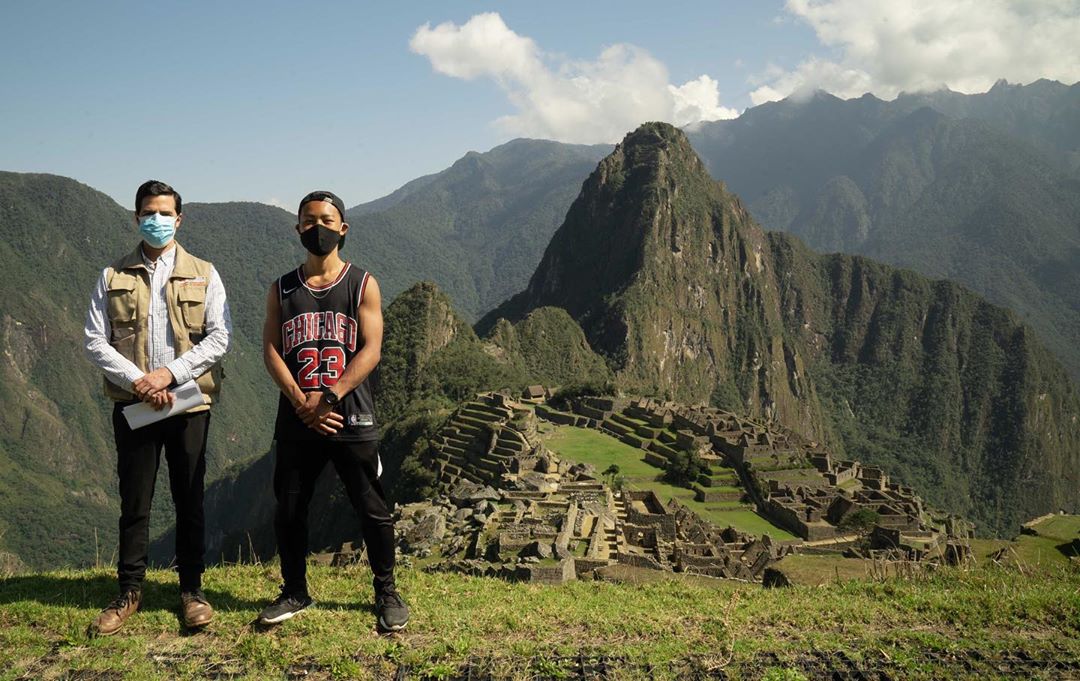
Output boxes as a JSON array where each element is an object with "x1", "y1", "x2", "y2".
[
  {"x1": 258, "y1": 588, "x2": 313, "y2": 624},
  {"x1": 375, "y1": 586, "x2": 409, "y2": 632}
]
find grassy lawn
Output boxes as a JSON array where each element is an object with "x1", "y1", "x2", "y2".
[
  {"x1": 986, "y1": 515, "x2": 1080, "y2": 568},
  {"x1": 1030, "y1": 514, "x2": 1080, "y2": 541},
  {"x1": 0, "y1": 562, "x2": 1077, "y2": 679},
  {"x1": 1011, "y1": 535, "x2": 1078, "y2": 567},
  {"x1": 968, "y1": 538, "x2": 1012, "y2": 562},
  {"x1": 705, "y1": 510, "x2": 798, "y2": 539},
  {"x1": 767, "y1": 554, "x2": 875, "y2": 585},
  {"x1": 544, "y1": 426, "x2": 797, "y2": 541},
  {"x1": 709, "y1": 501, "x2": 755, "y2": 510},
  {"x1": 543, "y1": 425, "x2": 662, "y2": 479}
]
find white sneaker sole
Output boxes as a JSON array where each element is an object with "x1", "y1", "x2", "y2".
[
  {"x1": 259, "y1": 602, "x2": 312, "y2": 625},
  {"x1": 378, "y1": 616, "x2": 408, "y2": 632}
]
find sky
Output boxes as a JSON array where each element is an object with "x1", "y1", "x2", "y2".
[{"x1": 1, "y1": 1, "x2": 1078, "y2": 210}]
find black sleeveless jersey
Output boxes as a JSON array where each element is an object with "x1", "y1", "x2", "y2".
[{"x1": 273, "y1": 262, "x2": 379, "y2": 442}]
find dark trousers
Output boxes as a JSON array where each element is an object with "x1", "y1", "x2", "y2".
[
  {"x1": 112, "y1": 405, "x2": 209, "y2": 593},
  {"x1": 273, "y1": 439, "x2": 396, "y2": 596}
]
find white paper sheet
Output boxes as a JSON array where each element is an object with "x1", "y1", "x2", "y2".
[{"x1": 122, "y1": 380, "x2": 205, "y2": 429}]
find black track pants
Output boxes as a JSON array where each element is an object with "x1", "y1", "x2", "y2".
[{"x1": 273, "y1": 439, "x2": 395, "y2": 596}]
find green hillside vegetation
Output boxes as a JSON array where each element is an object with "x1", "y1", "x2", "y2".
[
  {"x1": 479, "y1": 123, "x2": 1080, "y2": 536},
  {"x1": 482, "y1": 307, "x2": 614, "y2": 390},
  {"x1": 0, "y1": 559, "x2": 1076, "y2": 679},
  {"x1": 345, "y1": 139, "x2": 609, "y2": 321},
  {"x1": 0, "y1": 172, "x2": 139, "y2": 569},
  {"x1": 774, "y1": 234, "x2": 1080, "y2": 533}
]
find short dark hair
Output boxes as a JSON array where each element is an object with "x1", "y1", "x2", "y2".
[{"x1": 135, "y1": 180, "x2": 182, "y2": 214}]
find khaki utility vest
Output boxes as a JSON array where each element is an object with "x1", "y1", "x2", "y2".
[{"x1": 102, "y1": 242, "x2": 223, "y2": 409}]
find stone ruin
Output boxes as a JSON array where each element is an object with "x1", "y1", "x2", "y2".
[
  {"x1": 391, "y1": 389, "x2": 972, "y2": 584},
  {"x1": 556, "y1": 395, "x2": 972, "y2": 557},
  {"x1": 397, "y1": 391, "x2": 786, "y2": 583}
]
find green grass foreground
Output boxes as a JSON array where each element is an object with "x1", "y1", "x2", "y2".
[{"x1": 1, "y1": 562, "x2": 1078, "y2": 680}]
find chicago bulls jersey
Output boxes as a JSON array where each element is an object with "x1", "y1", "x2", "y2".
[{"x1": 273, "y1": 262, "x2": 379, "y2": 442}]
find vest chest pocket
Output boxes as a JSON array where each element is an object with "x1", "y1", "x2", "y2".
[
  {"x1": 106, "y1": 273, "x2": 138, "y2": 322},
  {"x1": 177, "y1": 283, "x2": 208, "y2": 332},
  {"x1": 110, "y1": 324, "x2": 137, "y2": 357}
]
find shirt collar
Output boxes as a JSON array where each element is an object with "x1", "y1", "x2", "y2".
[{"x1": 141, "y1": 244, "x2": 177, "y2": 272}]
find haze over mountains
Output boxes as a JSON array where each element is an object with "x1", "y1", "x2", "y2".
[{"x1": 0, "y1": 80, "x2": 1077, "y2": 570}]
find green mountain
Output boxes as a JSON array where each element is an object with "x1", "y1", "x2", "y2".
[
  {"x1": 687, "y1": 82, "x2": 1080, "y2": 384},
  {"x1": 478, "y1": 125, "x2": 829, "y2": 438},
  {"x1": 344, "y1": 138, "x2": 610, "y2": 321},
  {"x1": 0, "y1": 173, "x2": 132, "y2": 570},
  {"x1": 480, "y1": 122, "x2": 1080, "y2": 536}
]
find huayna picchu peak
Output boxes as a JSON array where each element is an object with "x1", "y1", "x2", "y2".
[
  {"x1": 478, "y1": 121, "x2": 821, "y2": 436},
  {"x1": 479, "y1": 122, "x2": 1080, "y2": 536}
]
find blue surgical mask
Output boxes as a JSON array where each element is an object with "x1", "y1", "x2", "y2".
[{"x1": 139, "y1": 213, "x2": 176, "y2": 248}]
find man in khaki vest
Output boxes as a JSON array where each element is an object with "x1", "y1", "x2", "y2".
[{"x1": 83, "y1": 180, "x2": 231, "y2": 635}]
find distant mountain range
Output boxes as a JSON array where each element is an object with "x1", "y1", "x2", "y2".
[
  {"x1": 687, "y1": 79, "x2": 1080, "y2": 383},
  {"x1": 356, "y1": 80, "x2": 1080, "y2": 384},
  {"x1": 0, "y1": 79, "x2": 1077, "y2": 569}
]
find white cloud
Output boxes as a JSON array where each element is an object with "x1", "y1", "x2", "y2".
[
  {"x1": 410, "y1": 13, "x2": 738, "y2": 144},
  {"x1": 409, "y1": 12, "x2": 542, "y2": 82},
  {"x1": 670, "y1": 75, "x2": 740, "y2": 125},
  {"x1": 751, "y1": 0, "x2": 1080, "y2": 104}
]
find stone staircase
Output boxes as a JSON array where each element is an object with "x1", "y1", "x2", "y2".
[{"x1": 425, "y1": 392, "x2": 551, "y2": 489}]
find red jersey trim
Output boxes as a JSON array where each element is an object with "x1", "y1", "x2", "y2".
[
  {"x1": 358, "y1": 270, "x2": 370, "y2": 306},
  {"x1": 300, "y1": 262, "x2": 351, "y2": 292}
]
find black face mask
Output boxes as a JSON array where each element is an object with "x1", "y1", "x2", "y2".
[{"x1": 300, "y1": 225, "x2": 345, "y2": 256}]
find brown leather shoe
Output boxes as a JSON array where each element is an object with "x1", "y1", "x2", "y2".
[
  {"x1": 181, "y1": 589, "x2": 213, "y2": 628},
  {"x1": 91, "y1": 588, "x2": 141, "y2": 636}
]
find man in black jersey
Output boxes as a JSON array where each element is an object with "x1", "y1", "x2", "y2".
[{"x1": 258, "y1": 190, "x2": 408, "y2": 632}]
